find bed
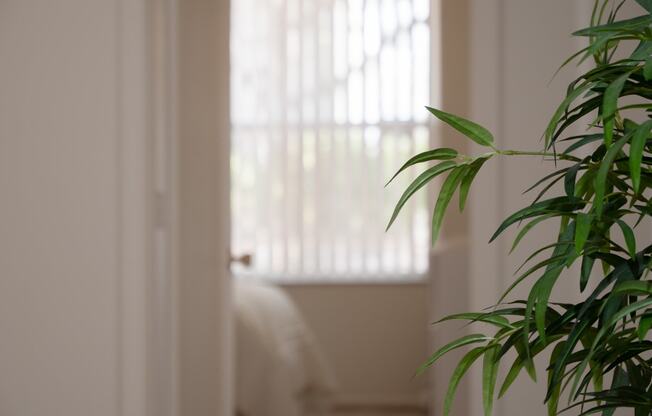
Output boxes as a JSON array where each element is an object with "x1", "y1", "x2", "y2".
[{"x1": 234, "y1": 280, "x2": 337, "y2": 416}]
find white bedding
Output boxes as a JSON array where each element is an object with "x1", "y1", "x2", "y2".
[{"x1": 234, "y1": 280, "x2": 337, "y2": 416}]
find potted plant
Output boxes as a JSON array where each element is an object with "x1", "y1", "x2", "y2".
[{"x1": 387, "y1": 1, "x2": 652, "y2": 414}]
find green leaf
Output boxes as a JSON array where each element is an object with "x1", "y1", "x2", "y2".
[
  {"x1": 580, "y1": 255, "x2": 595, "y2": 292},
  {"x1": 523, "y1": 167, "x2": 571, "y2": 195},
  {"x1": 615, "y1": 220, "x2": 636, "y2": 258},
  {"x1": 386, "y1": 161, "x2": 457, "y2": 231},
  {"x1": 416, "y1": 334, "x2": 492, "y2": 375},
  {"x1": 459, "y1": 157, "x2": 489, "y2": 211},
  {"x1": 564, "y1": 163, "x2": 582, "y2": 197},
  {"x1": 630, "y1": 119, "x2": 652, "y2": 193},
  {"x1": 532, "y1": 223, "x2": 576, "y2": 342},
  {"x1": 432, "y1": 166, "x2": 467, "y2": 245},
  {"x1": 426, "y1": 106, "x2": 495, "y2": 148},
  {"x1": 630, "y1": 39, "x2": 652, "y2": 60},
  {"x1": 545, "y1": 83, "x2": 592, "y2": 149},
  {"x1": 594, "y1": 134, "x2": 629, "y2": 217},
  {"x1": 644, "y1": 56, "x2": 652, "y2": 80},
  {"x1": 573, "y1": 15, "x2": 652, "y2": 36},
  {"x1": 547, "y1": 318, "x2": 593, "y2": 402},
  {"x1": 510, "y1": 214, "x2": 555, "y2": 254},
  {"x1": 385, "y1": 148, "x2": 458, "y2": 186},
  {"x1": 482, "y1": 345, "x2": 500, "y2": 416},
  {"x1": 436, "y1": 312, "x2": 514, "y2": 329},
  {"x1": 490, "y1": 197, "x2": 585, "y2": 242},
  {"x1": 498, "y1": 358, "x2": 522, "y2": 399},
  {"x1": 576, "y1": 301, "x2": 652, "y2": 395},
  {"x1": 547, "y1": 341, "x2": 567, "y2": 416},
  {"x1": 638, "y1": 313, "x2": 652, "y2": 340},
  {"x1": 635, "y1": 0, "x2": 652, "y2": 12},
  {"x1": 576, "y1": 298, "x2": 652, "y2": 395},
  {"x1": 443, "y1": 347, "x2": 486, "y2": 416},
  {"x1": 602, "y1": 71, "x2": 630, "y2": 146},
  {"x1": 500, "y1": 252, "x2": 572, "y2": 305},
  {"x1": 602, "y1": 366, "x2": 630, "y2": 416},
  {"x1": 611, "y1": 280, "x2": 652, "y2": 297},
  {"x1": 562, "y1": 133, "x2": 603, "y2": 155},
  {"x1": 575, "y1": 213, "x2": 592, "y2": 254}
]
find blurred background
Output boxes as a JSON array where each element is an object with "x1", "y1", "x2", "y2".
[{"x1": 3, "y1": 1, "x2": 648, "y2": 416}]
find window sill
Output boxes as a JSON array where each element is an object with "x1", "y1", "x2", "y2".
[{"x1": 233, "y1": 273, "x2": 428, "y2": 287}]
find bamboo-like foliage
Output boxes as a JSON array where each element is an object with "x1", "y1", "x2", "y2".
[{"x1": 387, "y1": 1, "x2": 652, "y2": 414}]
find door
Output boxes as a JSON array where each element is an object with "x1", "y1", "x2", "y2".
[{"x1": 176, "y1": 1, "x2": 234, "y2": 415}]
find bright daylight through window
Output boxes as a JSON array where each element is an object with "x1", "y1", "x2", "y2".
[{"x1": 231, "y1": 0, "x2": 437, "y2": 282}]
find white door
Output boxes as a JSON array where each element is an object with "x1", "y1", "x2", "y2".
[{"x1": 175, "y1": 1, "x2": 234, "y2": 415}]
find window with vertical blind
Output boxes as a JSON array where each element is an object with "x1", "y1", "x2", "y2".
[{"x1": 230, "y1": 0, "x2": 437, "y2": 282}]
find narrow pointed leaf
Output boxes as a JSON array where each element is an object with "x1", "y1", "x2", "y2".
[
  {"x1": 611, "y1": 280, "x2": 652, "y2": 296},
  {"x1": 615, "y1": 220, "x2": 636, "y2": 258},
  {"x1": 426, "y1": 106, "x2": 495, "y2": 148},
  {"x1": 630, "y1": 119, "x2": 652, "y2": 193},
  {"x1": 545, "y1": 83, "x2": 592, "y2": 148},
  {"x1": 573, "y1": 299, "x2": 652, "y2": 398},
  {"x1": 417, "y1": 334, "x2": 492, "y2": 375},
  {"x1": 638, "y1": 313, "x2": 652, "y2": 340},
  {"x1": 635, "y1": 0, "x2": 652, "y2": 12},
  {"x1": 547, "y1": 318, "x2": 593, "y2": 402},
  {"x1": 602, "y1": 72, "x2": 630, "y2": 146},
  {"x1": 575, "y1": 213, "x2": 592, "y2": 254},
  {"x1": 644, "y1": 56, "x2": 652, "y2": 80},
  {"x1": 385, "y1": 148, "x2": 458, "y2": 186},
  {"x1": 436, "y1": 312, "x2": 514, "y2": 329},
  {"x1": 490, "y1": 197, "x2": 585, "y2": 242},
  {"x1": 594, "y1": 134, "x2": 629, "y2": 217},
  {"x1": 444, "y1": 347, "x2": 486, "y2": 416},
  {"x1": 563, "y1": 133, "x2": 603, "y2": 155},
  {"x1": 580, "y1": 255, "x2": 595, "y2": 292},
  {"x1": 459, "y1": 157, "x2": 488, "y2": 211},
  {"x1": 482, "y1": 345, "x2": 500, "y2": 416},
  {"x1": 498, "y1": 358, "x2": 523, "y2": 399},
  {"x1": 533, "y1": 223, "x2": 576, "y2": 342},
  {"x1": 432, "y1": 166, "x2": 467, "y2": 245},
  {"x1": 510, "y1": 214, "x2": 555, "y2": 254},
  {"x1": 564, "y1": 163, "x2": 582, "y2": 197},
  {"x1": 547, "y1": 341, "x2": 567, "y2": 416},
  {"x1": 386, "y1": 161, "x2": 457, "y2": 231},
  {"x1": 573, "y1": 15, "x2": 652, "y2": 36}
]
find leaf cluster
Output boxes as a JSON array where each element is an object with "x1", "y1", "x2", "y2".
[{"x1": 387, "y1": 1, "x2": 652, "y2": 414}]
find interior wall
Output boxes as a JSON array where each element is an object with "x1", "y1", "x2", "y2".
[
  {"x1": 462, "y1": 1, "x2": 607, "y2": 415},
  {"x1": 0, "y1": 0, "x2": 151, "y2": 415},
  {"x1": 284, "y1": 283, "x2": 429, "y2": 410},
  {"x1": 426, "y1": 1, "x2": 472, "y2": 414}
]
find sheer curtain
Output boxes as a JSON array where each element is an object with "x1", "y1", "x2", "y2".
[{"x1": 231, "y1": 0, "x2": 435, "y2": 282}]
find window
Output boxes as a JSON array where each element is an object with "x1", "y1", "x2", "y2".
[{"x1": 231, "y1": 0, "x2": 437, "y2": 282}]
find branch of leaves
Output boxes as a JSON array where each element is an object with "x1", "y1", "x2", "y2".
[
  {"x1": 417, "y1": 302, "x2": 578, "y2": 416},
  {"x1": 544, "y1": 39, "x2": 652, "y2": 151},
  {"x1": 420, "y1": 270, "x2": 652, "y2": 416},
  {"x1": 385, "y1": 107, "x2": 495, "y2": 244}
]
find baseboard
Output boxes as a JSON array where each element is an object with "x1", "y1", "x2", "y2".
[{"x1": 332, "y1": 394, "x2": 428, "y2": 415}]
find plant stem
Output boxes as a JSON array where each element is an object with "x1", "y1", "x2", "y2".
[{"x1": 497, "y1": 149, "x2": 581, "y2": 162}]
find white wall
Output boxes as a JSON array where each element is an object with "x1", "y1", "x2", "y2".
[
  {"x1": 467, "y1": 2, "x2": 589, "y2": 414},
  {"x1": 427, "y1": 1, "x2": 643, "y2": 416},
  {"x1": 285, "y1": 283, "x2": 429, "y2": 409},
  {"x1": 429, "y1": 1, "x2": 620, "y2": 416},
  {"x1": 0, "y1": 1, "x2": 151, "y2": 415}
]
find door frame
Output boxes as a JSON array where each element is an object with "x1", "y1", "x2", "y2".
[{"x1": 172, "y1": 1, "x2": 234, "y2": 416}]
